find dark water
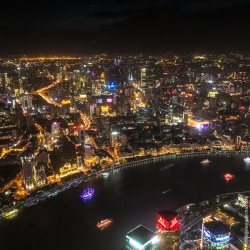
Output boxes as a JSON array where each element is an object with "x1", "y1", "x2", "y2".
[{"x1": 1, "y1": 155, "x2": 250, "y2": 250}]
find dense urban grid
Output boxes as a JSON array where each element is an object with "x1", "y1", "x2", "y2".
[{"x1": 1, "y1": 53, "x2": 250, "y2": 249}]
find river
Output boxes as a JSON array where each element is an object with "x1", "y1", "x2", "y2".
[{"x1": 1, "y1": 155, "x2": 250, "y2": 250}]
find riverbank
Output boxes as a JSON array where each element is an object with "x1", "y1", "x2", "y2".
[{"x1": 1, "y1": 149, "x2": 250, "y2": 217}]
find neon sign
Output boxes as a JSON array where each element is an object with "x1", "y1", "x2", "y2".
[
  {"x1": 170, "y1": 218, "x2": 178, "y2": 228},
  {"x1": 158, "y1": 217, "x2": 167, "y2": 228}
]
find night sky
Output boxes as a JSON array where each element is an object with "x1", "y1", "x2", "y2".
[{"x1": 1, "y1": 0, "x2": 250, "y2": 55}]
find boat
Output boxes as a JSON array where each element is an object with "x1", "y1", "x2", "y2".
[
  {"x1": 224, "y1": 173, "x2": 234, "y2": 181},
  {"x1": 162, "y1": 189, "x2": 172, "y2": 194},
  {"x1": 97, "y1": 219, "x2": 113, "y2": 229},
  {"x1": 80, "y1": 188, "x2": 94, "y2": 199},
  {"x1": 2, "y1": 209, "x2": 18, "y2": 218},
  {"x1": 200, "y1": 159, "x2": 210, "y2": 164},
  {"x1": 96, "y1": 172, "x2": 102, "y2": 177},
  {"x1": 167, "y1": 164, "x2": 174, "y2": 168},
  {"x1": 102, "y1": 172, "x2": 109, "y2": 177},
  {"x1": 244, "y1": 157, "x2": 250, "y2": 163}
]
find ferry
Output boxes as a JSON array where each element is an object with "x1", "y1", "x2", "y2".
[
  {"x1": 96, "y1": 172, "x2": 102, "y2": 177},
  {"x1": 244, "y1": 157, "x2": 250, "y2": 163},
  {"x1": 102, "y1": 172, "x2": 109, "y2": 177},
  {"x1": 162, "y1": 189, "x2": 172, "y2": 194},
  {"x1": 200, "y1": 159, "x2": 210, "y2": 164},
  {"x1": 2, "y1": 209, "x2": 18, "y2": 218},
  {"x1": 97, "y1": 219, "x2": 113, "y2": 229},
  {"x1": 80, "y1": 188, "x2": 94, "y2": 199},
  {"x1": 224, "y1": 173, "x2": 234, "y2": 181}
]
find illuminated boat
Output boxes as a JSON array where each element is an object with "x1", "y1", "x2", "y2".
[
  {"x1": 200, "y1": 159, "x2": 210, "y2": 164},
  {"x1": 80, "y1": 188, "x2": 94, "y2": 199},
  {"x1": 224, "y1": 173, "x2": 234, "y2": 181},
  {"x1": 167, "y1": 164, "x2": 174, "y2": 168},
  {"x1": 102, "y1": 172, "x2": 109, "y2": 177},
  {"x1": 96, "y1": 172, "x2": 102, "y2": 177},
  {"x1": 244, "y1": 157, "x2": 250, "y2": 163},
  {"x1": 97, "y1": 219, "x2": 113, "y2": 229},
  {"x1": 2, "y1": 209, "x2": 18, "y2": 218}
]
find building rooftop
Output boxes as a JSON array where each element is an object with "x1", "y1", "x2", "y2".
[
  {"x1": 204, "y1": 221, "x2": 229, "y2": 236},
  {"x1": 126, "y1": 225, "x2": 157, "y2": 246},
  {"x1": 157, "y1": 210, "x2": 178, "y2": 222}
]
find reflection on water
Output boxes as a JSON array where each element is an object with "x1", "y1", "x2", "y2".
[{"x1": 1, "y1": 155, "x2": 250, "y2": 250}]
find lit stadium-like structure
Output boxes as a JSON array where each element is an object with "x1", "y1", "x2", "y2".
[{"x1": 201, "y1": 216, "x2": 230, "y2": 250}]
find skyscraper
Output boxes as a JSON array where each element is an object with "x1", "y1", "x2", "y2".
[
  {"x1": 201, "y1": 217, "x2": 230, "y2": 250},
  {"x1": 126, "y1": 225, "x2": 159, "y2": 250},
  {"x1": 34, "y1": 164, "x2": 47, "y2": 187},
  {"x1": 22, "y1": 156, "x2": 36, "y2": 190},
  {"x1": 78, "y1": 125, "x2": 85, "y2": 145},
  {"x1": 141, "y1": 68, "x2": 147, "y2": 86},
  {"x1": 51, "y1": 122, "x2": 60, "y2": 135}
]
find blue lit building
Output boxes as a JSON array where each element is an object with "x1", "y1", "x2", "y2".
[
  {"x1": 201, "y1": 217, "x2": 230, "y2": 250},
  {"x1": 126, "y1": 225, "x2": 159, "y2": 250}
]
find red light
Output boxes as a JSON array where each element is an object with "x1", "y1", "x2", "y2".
[
  {"x1": 158, "y1": 217, "x2": 167, "y2": 229},
  {"x1": 170, "y1": 218, "x2": 178, "y2": 228},
  {"x1": 73, "y1": 126, "x2": 76, "y2": 129}
]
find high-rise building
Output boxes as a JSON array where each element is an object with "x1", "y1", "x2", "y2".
[
  {"x1": 156, "y1": 210, "x2": 180, "y2": 250},
  {"x1": 33, "y1": 164, "x2": 47, "y2": 187},
  {"x1": 51, "y1": 122, "x2": 60, "y2": 135},
  {"x1": 141, "y1": 68, "x2": 147, "y2": 86},
  {"x1": 110, "y1": 130, "x2": 119, "y2": 148},
  {"x1": 26, "y1": 115, "x2": 34, "y2": 128},
  {"x1": 201, "y1": 217, "x2": 230, "y2": 250},
  {"x1": 22, "y1": 155, "x2": 36, "y2": 190},
  {"x1": 235, "y1": 136, "x2": 241, "y2": 147},
  {"x1": 126, "y1": 225, "x2": 159, "y2": 250},
  {"x1": 78, "y1": 125, "x2": 85, "y2": 145},
  {"x1": 21, "y1": 95, "x2": 33, "y2": 109},
  {"x1": 84, "y1": 144, "x2": 92, "y2": 162},
  {"x1": 76, "y1": 155, "x2": 83, "y2": 170}
]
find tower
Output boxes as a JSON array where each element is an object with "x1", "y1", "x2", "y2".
[
  {"x1": 33, "y1": 164, "x2": 47, "y2": 187},
  {"x1": 22, "y1": 155, "x2": 36, "y2": 190},
  {"x1": 77, "y1": 124, "x2": 85, "y2": 145},
  {"x1": 141, "y1": 68, "x2": 147, "y2": 86},
  {"x1": 201, "y1": 216, "x2": 230, "y2": 250},
  {"x1": 126, "y1": 225, "x2": 159, "y2": 250}
]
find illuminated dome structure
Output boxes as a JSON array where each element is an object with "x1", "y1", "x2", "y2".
[{"x1": 80, "y1": 188, "x2": 94, "y2": 200}]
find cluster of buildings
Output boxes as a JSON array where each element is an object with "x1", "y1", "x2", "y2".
[{"x1": 0, "y1": 54, "x2": 250, "y2": 198}]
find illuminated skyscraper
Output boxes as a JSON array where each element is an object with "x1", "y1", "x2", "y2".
[
  {"x1": 141, "y1": 68, "x2": 147, "y2": 86},
  {"x1": 51, "y1": 122, "x2": 60, "y2": 135},
  {"x1": 33, "y1": 164, "x2": 47, "y2": 187},
  {"x1": 126, "y1": 225, "x2": 159, "y2": 250},
  {"x1": 201, "y1": 217, "x2": 230, "y2": 250},
  {"x1": 156, "y1": 210, "x2": 180, "y2": 250},
  {"x1": 84, "y1": 144, "x2": 92, "y2": 161},
  {"x1": 235, "y1": 136, "x2": 241, "y2": 147},
  {"x1": 110, "y1": 130, "x2": 119, "y2": 148},
  {"x1": 22, "y1": 156, "x2": 36, "y2": 190},
  {"x1": 76, "y1": 155, "x2": 83, "y2": 170},
  {"x1": 77, "y1": 125, "x2": 85, "y2": 145}
]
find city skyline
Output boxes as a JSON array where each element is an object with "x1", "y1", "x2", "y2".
[{"x1": 0, "y1": 0, "x2": 250, "y2": 55}]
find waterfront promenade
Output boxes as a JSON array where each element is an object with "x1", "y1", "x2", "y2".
[{"x1": 1, "y1": 148, "x2": 250, "y2": 217}]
